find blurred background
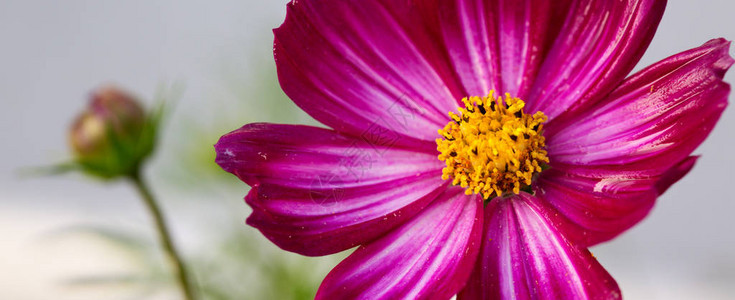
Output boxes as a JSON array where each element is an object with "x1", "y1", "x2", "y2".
[{"x1": 0, "y1": 1, "x2": 733, "y2": 299}]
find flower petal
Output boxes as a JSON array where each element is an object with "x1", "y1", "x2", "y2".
[
  {"x1": 547, "y1": 39, "x2": 733, "y2": 169},
  {"x1": 655, "y1": 155, "x2": 698, "y2": 195},
  {"x1": 316, "y1": 188, "x2": 482, "y2": 300},
  {"x1": 459, "y1": 193, "x2": 620, "y2": 299},
  {"x1": 534, "y1": 152, "x2": 701, "y2": 247},
  {"x1": 538, "y1": 40, "x2": 733, "y2": 246},
  {"x1": 526, "y1": 0, "x2": 666, "y2": 121},
  {"x1": 215, "y1": 123, "x2": 447, "y2": 256},
  {"x1": 437, "y1": 0, "x2": 573, "y2": 98},
  {"x1": 535, "y1": 167, "x2": 657, "y2": 246},
  {"x1": 274, "y1": 0, "x2": 465, "y2": 148}
]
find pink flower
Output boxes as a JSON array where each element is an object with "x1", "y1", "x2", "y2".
[{"x1": 215, "y1": 0, "x2": 732, "y2": 298}]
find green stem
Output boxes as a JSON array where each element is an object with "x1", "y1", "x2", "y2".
[{"x1": 129, "y1": 171, "x2": 196, "y2": 300}]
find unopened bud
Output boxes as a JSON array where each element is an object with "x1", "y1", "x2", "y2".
[{"x1": 68, "y1": 86, "x2": 158, "y2": 178}]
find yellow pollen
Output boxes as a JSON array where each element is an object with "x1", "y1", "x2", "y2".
[{"x1": 436, "y1": 91, "x2": 549, "y2": 199}]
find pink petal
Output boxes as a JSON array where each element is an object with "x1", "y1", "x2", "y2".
[
  {"x1": 535, "y1": 167, "x2": 658, "y2": 246},
  {"x1": 526, "y1": 0, "x2": 666, "y2": 121},
  {"x1": 459, "y1": 193, "x2": 620, "y2": 299},
  {"x1": 215, "y1": 123, "x2": 447, "y2": 256},
  {"x1": 535, "y1": 40, "x2": 732, "y2": 246},
  {"x1": 274, "y1": 0, "x2": 466, "y2": 148},
  {"x1": 534, "y1": 153, "x2": 699, "y2": 247},
  {"x1": 547, "y1": 39, "x2": 732, "y2": 169},
  {"x1": 655, "y1": 155, "x2": 698, "y2": 195},
  {"x1": 438, "y1": 0, "x2": 573, "y2": 98},
  {"x1": 316, "y1": 188, "x2": 482, "y2": 300}
]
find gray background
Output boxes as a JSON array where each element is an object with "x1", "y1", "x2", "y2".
[{"x1": 0, "y1": 1, "x2": 733, "y2": 299}]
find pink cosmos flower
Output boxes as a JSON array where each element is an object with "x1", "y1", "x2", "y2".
[{"x1": 215, "y1": 0, "x2": 732, "y2": 298}]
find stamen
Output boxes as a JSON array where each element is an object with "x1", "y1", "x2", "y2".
[{"x1": 436, "y1": 91, "x2": 549, "y2": 199}]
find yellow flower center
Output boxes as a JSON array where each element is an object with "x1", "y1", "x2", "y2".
[{"x1": 436, "y1": 91, "x2": 549, "y2": 199}]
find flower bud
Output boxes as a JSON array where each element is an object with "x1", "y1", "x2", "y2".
[{"x1": 69, "y1": 86, "x2": 158, "y2": 178}]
